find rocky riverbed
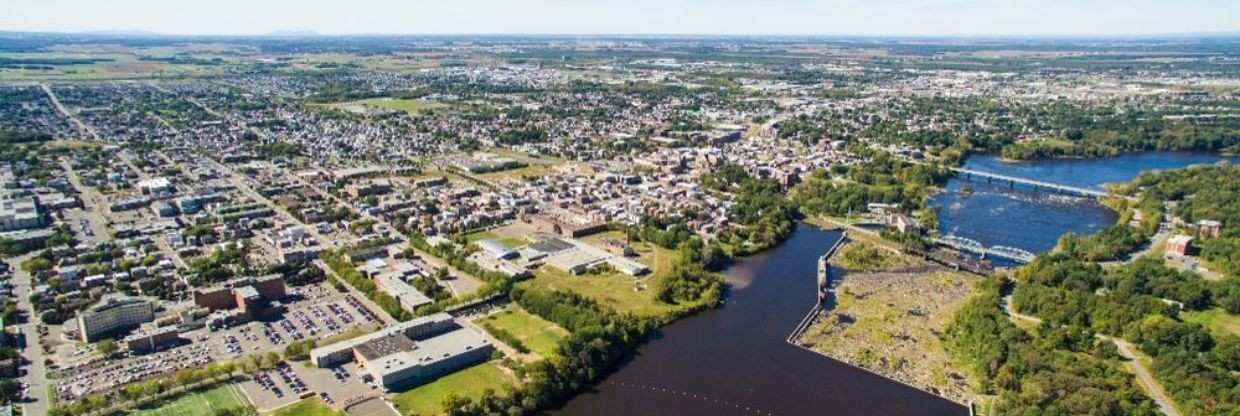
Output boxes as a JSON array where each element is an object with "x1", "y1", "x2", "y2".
[{"x1": 797, "y1": 254, "x2": 979, "y2": 405}]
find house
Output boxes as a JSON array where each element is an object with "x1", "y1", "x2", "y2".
[
  {"x1": 887, "y1": 214, "x2": 920, "y2": 235},
  {"x1": 1196, "y1": 220, "x2": 1222, "y2": 239},
  {"x1": 1166, "y1": 235, "x2": 1193, "y2": 257}
]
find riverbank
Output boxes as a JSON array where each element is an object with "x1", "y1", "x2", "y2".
[
  {"x1": 554, "y1": 226, "x2": 967, "y2": 415},
  {"x1": 794, "y1": 239, "x2": 979, "y2": 405}
]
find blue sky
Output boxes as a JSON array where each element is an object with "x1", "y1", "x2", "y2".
[{"x1": 3, "y1": 0, "x2": 1237, "y2": 36}]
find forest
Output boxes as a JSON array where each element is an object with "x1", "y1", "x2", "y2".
[
  {"x1": 943, "y1": 277, "x2": 1160, "y2": 416},
  {"x1": 1008, "y1": 255, "x2": 1239, "y2": 415}
]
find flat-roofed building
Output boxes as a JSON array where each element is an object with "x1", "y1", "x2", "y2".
[
  {"x1": 137, "y1": 177, "x2": 173, "y2": 195},
  {"x1": 475, "y1": 239, "x2": 517, "y2": 260},
  {"x1": 123, "y1": 324, "x2": 181, "y2": 353},
  {"x1": 77, "y1": 295, "x2": 155, "y2": 342},
  {"x1": 311, "y1": 313, "x2": 455, "y2": 368},
  {"x1": 375, "y1": 273, "x2": 433, "y2": 311},
  {"x1": 359, "y1": 327, "x2": 493, "y2": 391},
  {"x1": 0, "y1": 197, "x2": 44, "y2": 231}
]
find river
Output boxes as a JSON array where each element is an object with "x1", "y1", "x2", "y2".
[
  {"x1": 553, "y1": 226, "x2": 967, "y2": 416},
  {"x1": 930, "y1": 152, "x2": 1237, "y2": 254},
  {"x1": 554, "y1": 152, "x2": 1235, "y2": 415}
]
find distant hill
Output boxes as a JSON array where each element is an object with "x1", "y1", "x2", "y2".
[
  {"x1": 78, "y1": 29, "x2": 163, "y2": 36},
  {"x1": 266, "y1": 30, "x2": 320, "y2": 37}
]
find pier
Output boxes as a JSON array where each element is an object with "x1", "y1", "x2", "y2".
[{"x1": 787, "y1": 232, "x2": 848, "y2": 343}]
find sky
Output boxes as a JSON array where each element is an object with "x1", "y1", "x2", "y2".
[{"x1": 2, "y1": 0, "x2": 1238, "y2": 37}]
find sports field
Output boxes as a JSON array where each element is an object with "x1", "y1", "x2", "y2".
[{"x1": 129, "y1": 384, "x2": 250, "y2": 416}]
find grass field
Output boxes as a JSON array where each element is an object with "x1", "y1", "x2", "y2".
[
  {"x1": 479, "y1": 305, "x2": 568, "y2": 358},
  {"x1": 267, "y1": 397, "x2": 340, "y2": 416},
  {"x1": 1182, "y1": 308, "x2": 1240, "y2": 338},
  {"x1": 130, "y1": 384, "x2": 250, "y2": 416},
  {"x1": 463, "y1": 230, "x2": 527, "y2": 249},
  {"x1": 346, "y1": 98, "x2": 449, "y2": 115},
  {"x1": 390, "y1": 362, "x2": 514, "y2": 416},
  {"x1": 522, "y1": 231, "x2": 681, "y2": 317},
  {"x1": 0, "y1": 51, "x2": 233, "y2": 81},
  {"x1": 477, "y1": 164, "x2": 559, "y2": 183}
]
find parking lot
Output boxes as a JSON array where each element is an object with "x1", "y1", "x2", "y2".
[
  {"x1": 238, "y1": 360, "x2": 378, "y2": 412},
  {"x1": 58, "y1": 206, "x2": 108, "y2": 244},
  {"x1": 56, "y1": 342, "x2": 214, "y2": 402},
  {"x1": 208, "y1": 289, "x2": 380, "y2": 360},
  {"x1": 52, "y1": 283, "x2": 383, "y2": 402}
]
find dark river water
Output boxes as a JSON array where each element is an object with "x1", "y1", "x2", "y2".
[
  {"x1": 930, "y1": 152, "x2": 1237, "y2": 254},
  {"x1": 554, "y1": 226, "x2": 966, "y2": 416}
]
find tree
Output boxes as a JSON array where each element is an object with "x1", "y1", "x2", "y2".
[
  {"x1": 97, "y1": 339, "x2": 118, "y2": 356},
  {"x1": 0, "y1": 379, "x2": 19, "y2": 404}
]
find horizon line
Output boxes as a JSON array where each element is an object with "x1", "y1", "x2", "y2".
[{"x1": 5, "y1": 29, "x2": 1240, "y2": 40}]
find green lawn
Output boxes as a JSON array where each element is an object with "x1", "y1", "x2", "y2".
[
  {"x1": 390, "y1": 362, "x2": 514, "y2": 416},
  {"x1": 130, "y1": 384, "x2": 250, "y2": 416},
  {"x1": 477, "y1": 164, "x2": 557, "y2": 182},
  {"x1": 463, "y1": 230, "x2": 500, "y2": 242},
  {"x1": 479, "y1": 306, "x2": 568, "y2": 357},
  {"x1": 463, "y1": 231, "x2": 526, "y2": 249},
  {"x1": 522, "y1": 233, "x2": 681, "y2": 317},
  {"x1": 355, "y1": 98, "x2": 448, "y2": 114},
  {"x1": 267, "y1": 397, "x2": 340, "y2": 416},
  {"x1": 1182, "y1": 308, "x2": 1240, "y2": 338}
]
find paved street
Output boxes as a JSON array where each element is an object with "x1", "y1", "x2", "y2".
[{"x1": 10, "y1": 254, "x2": 49, "y2": 416}]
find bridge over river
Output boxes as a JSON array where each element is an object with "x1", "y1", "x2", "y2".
[
  {"x1": 934, "y1": 235, "x2": 1036, "y2": 263},
  {"x1": 950, "y1": 166, "x2": 1133, "y2": 200}
]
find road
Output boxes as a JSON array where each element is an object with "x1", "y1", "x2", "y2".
[
  {"x1": 188, "y1": 92, "x2": 482, "y2": 298},
  {"x1": 10, "y1": 253, "x2": 50, "y2": 416},
  {"x1": 57, "y1": 158, "x2": 109, "y2": 217},
  {"x1": 39, "y1": 83, "x2": 99, "y2": 140},
  {"x1": 116, "y1": 150, "x2": 152, "y2": 181},
  {"x1": 203, "y1": 158, "x2": 412, "y2": 325},
  {"x1": 1108, "y1": 337, "x2": 1182, "y2": 416}
]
